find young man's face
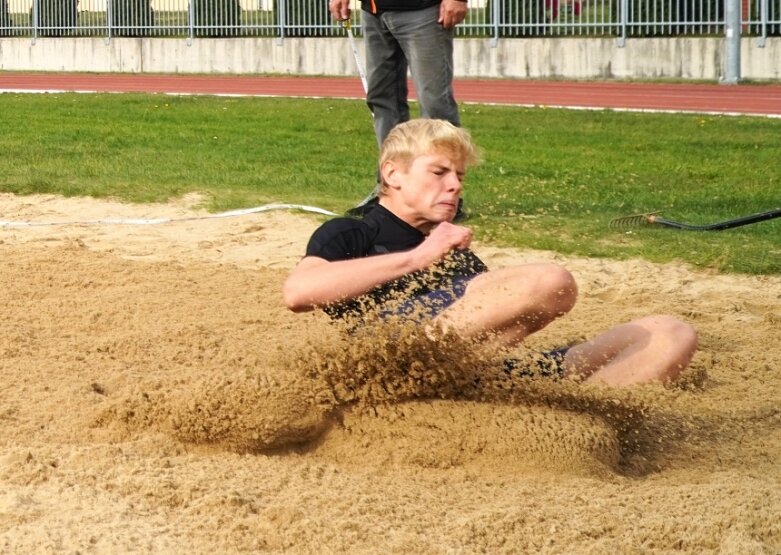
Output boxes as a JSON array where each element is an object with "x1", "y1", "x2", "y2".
[{"x1": 382, "y1": 150, "x2": 465, "y2": 232}]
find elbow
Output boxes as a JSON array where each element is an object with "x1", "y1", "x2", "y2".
[
  {"x1": 282, "y1": 279, "x2": 313, "y2": 313},
  {"x1": 284, "y1": 298, "x2": 308, "y2": 313}
]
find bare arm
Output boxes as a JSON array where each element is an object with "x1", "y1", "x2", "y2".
[
  {"x1": 283, "y1": 222, "x2": 472, "y2": 312},
  {"x1": 283, "y1": 251, "x2": 420, "y2": 312}
]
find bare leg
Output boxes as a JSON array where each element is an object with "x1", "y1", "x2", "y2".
[
  {"x1": 563, "y1": 315, "x2": 698, "y2": 386},
  {"x1": 434, "y1": 263, "x2": 578, "y2": 345}
]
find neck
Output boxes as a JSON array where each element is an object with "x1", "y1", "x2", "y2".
[{"x1": 378, "y1": 197, "x2": 438, "y2": 234}]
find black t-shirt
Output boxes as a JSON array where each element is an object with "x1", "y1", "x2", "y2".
[{"x1": 305, "y1": 205, "x2": 487, "y2": 318}]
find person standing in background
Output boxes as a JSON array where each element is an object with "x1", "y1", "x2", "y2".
[{"x1": 329, "y1": 0, "x2": 468, "y2": 219}]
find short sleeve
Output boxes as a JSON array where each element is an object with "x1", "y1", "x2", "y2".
[{"x1": 305, "y1": 218, "x2": 375, "y2": 262}]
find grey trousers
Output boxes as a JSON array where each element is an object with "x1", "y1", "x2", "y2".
[{"x1": 362, "y1": 5, "x2": 460, "y2": 148}]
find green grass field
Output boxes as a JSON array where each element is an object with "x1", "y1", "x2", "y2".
[{"x1": 1, "y1": 92, "x2": 779, "y2": 274}]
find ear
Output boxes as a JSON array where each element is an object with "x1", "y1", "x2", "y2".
[{"x1": 381, "y1": 160, "x2": 403, "y2": 190}]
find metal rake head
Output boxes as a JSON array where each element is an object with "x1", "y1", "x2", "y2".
[{"x1": 608, "y1": 211, "x2": 662, "y2": 229}]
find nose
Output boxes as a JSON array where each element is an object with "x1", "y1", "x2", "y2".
[{"x1": 446, "y1": 171, "x2": 463, "y2": 192}]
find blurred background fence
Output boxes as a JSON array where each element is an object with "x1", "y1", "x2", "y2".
[{"x1": 0, "y1": 0, "x2": 778, "y2": 41}]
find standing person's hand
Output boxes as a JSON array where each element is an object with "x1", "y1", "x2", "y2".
[
  {"x1": 438, "y1": 0, "x2": 468, "y2": 28},
  {"x1": 329, "y1": 0, "x2": 351, "y2": 21}
]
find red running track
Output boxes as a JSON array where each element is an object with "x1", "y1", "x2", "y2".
[{"x1": 1, "y1": 72, "x2": 780, "y2": 117}]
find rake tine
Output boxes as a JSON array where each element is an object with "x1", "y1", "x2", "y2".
[
  {"x1": 610, "y1": 208, "x2": 781, "y2": 231},
  {"x1": 608, "y1": 212, "x2": 662, "y2": 229}
]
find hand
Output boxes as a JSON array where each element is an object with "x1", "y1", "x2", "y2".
[
  {"x1": 438, "y1": 0, "x2": 468, "y2": 29},
  {"x1": 329, "y1": 0, "x2": 351, "y2": 21},
  {"x1": 413, "y1": 221, "x2": 473, "y2": 268}
]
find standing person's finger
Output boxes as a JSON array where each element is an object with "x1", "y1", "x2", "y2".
[{"x1": 329, "y1": 0, "x2": 351, "y2": 21}]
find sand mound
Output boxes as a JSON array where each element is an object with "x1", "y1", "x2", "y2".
[
  {"x1": 310, "y1": 401, "x2": 622, "y2": 477},
  {"x1": 1, "y1": 193, "x2": 780, "y2": 554}
]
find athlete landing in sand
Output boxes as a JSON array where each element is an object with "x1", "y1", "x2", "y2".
[{"x1": 284, "y1": 119, "x2": 697, "y2": 387}]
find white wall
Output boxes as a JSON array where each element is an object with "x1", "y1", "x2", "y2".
[{"x1": 0, "y1": 36, "x2": 779, "y2": 81}]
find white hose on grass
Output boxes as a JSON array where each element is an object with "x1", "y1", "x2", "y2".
[{"x1": 0, "y1": 203, "x2": 337, "y2": 228}]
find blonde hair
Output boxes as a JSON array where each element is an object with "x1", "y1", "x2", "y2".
[{"x1": 378, "y1": 119, "x2": 480, "y2": 192}]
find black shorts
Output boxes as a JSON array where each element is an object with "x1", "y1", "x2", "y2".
[
  {"x1": 503, "y1": 347, "x2": 570, "y2": 379},
  {"x1": 380, "y1": 275, "x2": 476, "y2": 322}
]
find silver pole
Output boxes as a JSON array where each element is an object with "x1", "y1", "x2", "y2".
[
  {"x1": 757, "y1": 0, "x2": 767, "y2": 48},
  {"x1": 277, "y1": 0, "x2": 286, "y2": 45},
  {"x1": 721, "y1": 0, "x2": 741, "y2": 84},
  {"x1": 489, "y1": 0, "x2": 499, "y2": 48},
  {"x1": 615, "y1": 0, "x2": 628, "y2": 47},
  {"x1": 32, "y1": 0, "x2": 38, "y2": 44},
  {"x1": 187, "y1": 0, "x2": 194, "y2": 45},
  {"x1": 106, "y1": 0, "x2": 112, "y2": 44}
]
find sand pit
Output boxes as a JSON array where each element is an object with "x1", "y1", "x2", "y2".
[{"x1": 0, "y1": 192, "x2": 779, "y2": 553}]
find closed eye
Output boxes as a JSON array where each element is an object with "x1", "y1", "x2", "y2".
[{"x1": 429, "y1": 163, "x2": 465, "y2": 182}]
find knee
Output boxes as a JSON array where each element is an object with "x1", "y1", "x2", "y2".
[
  {"x1": 528, "y1": 263, "x2": 578, "y2": 315},
  {"x1": 652, "y1": 315, "x2": 697, "y2": 348},
  {"x1": 640, "y1": 314, "x2": 699, "y2": 366}
]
